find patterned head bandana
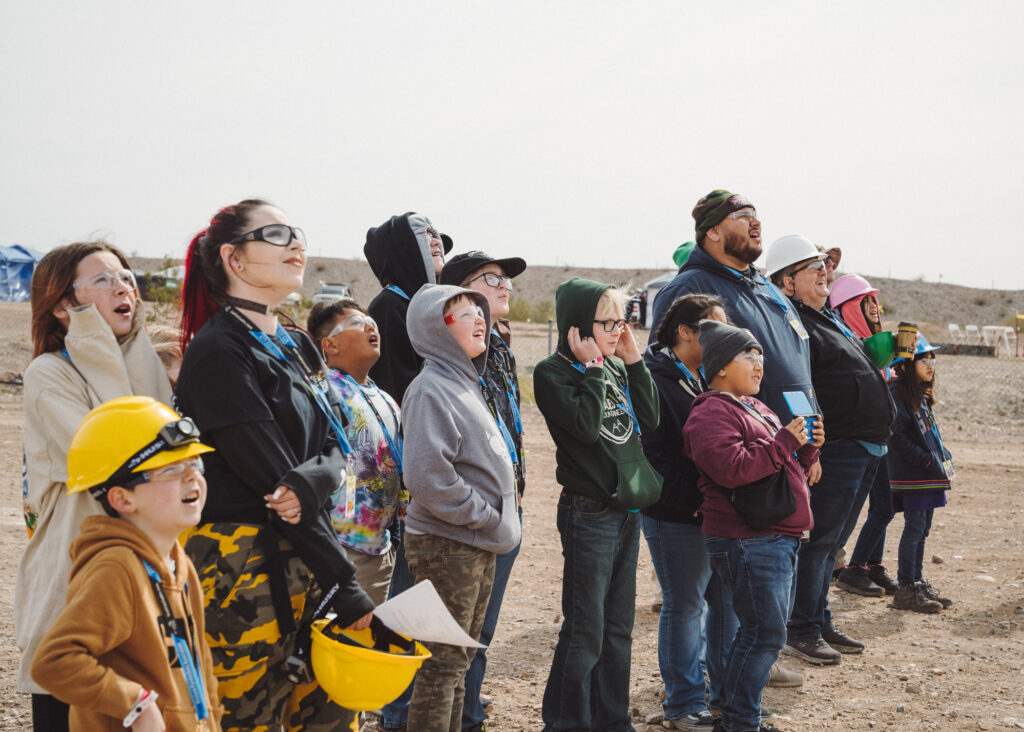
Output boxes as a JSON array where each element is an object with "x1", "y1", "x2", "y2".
[{"x1": 692, "y1": 190, "x2": 754, "y2": 243}]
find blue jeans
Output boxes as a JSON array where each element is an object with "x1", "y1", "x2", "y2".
[
  {"x1": 705, "y1": 534, "x2": 799, "y2": 732},
  {"x1": 641, "y1": 516, "x2": 737, "y2": 719},
  {"x1": 542, "y1": 494, "x2": 640, "y2": 732},
  {"x1": 461, "y1": 508, "x2": 524, "y2": 731},
  {"x1": 897, "y1": 509, "x2": 934, "y2": 586},
  {"x1": 380, "y1": 527, "x2": 417, "y2": 729},
  {"x1": 788, "y1": 440, "x2": 880, "y2": 640},
  {"x1": 849, "y1": 458, "x2": 895, "y2": 566}
]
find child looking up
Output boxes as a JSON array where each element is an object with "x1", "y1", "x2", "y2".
[
  {"x1": 684, "y1": 320, "x2": 822, "y2": 732},
  {"x1": 307, "y1": 299, "x2": 405, "y2": 606},
  {"x1": 888, "y1": 337, "x2": 954, "y2": 613},
  {"x1": 401, "y1": 285, "x2": 521, "y2": 731},
  {"x1": 32, "y1": 396, "x2": 221, "y2": 731},
  {"x1": 533, "y1": 277, "x2": 662, "y2": 731}
]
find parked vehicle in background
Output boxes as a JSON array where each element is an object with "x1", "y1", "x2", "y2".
[{"x1": 312, "y1": 282, "x2": 352, "y2": 305}]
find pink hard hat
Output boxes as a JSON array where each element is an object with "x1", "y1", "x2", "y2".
[{"x1": 828, "y1": 274, "x2": 878, "y2": 310}]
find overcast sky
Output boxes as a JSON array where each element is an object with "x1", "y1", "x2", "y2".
[{"x1": 2, "y1": 1, "x2": 1021, "y2": 289}]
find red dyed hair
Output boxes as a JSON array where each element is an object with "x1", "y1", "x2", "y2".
[{"x1": 179, "y1": 199, "x2": 270, "y2": 349}]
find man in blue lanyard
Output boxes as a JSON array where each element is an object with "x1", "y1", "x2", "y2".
[
  {"x1": 767, "y1": 234, "x2": 897, "y2": 667},
  {"x1": 440, "y1": 250, "x2": 527, "y2": 732},
  {"x1": 650, "y1": 191, "x2": 821, "y2": 430}
]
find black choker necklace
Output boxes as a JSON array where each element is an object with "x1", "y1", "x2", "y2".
[{"x1": 225, "y1": 295, "x2": 274, "y2": 316}]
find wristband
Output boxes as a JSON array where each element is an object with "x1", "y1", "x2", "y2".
[
  {"x1": 584, "y1": 356, "x2": 604, "y2": 369},
  {"x1": 123, "y1": 688, "x2": 158, "y2": 728}
]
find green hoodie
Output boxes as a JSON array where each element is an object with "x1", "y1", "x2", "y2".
[{"x1": 533, "y1": 277, "x2": 662, "y2": 509}]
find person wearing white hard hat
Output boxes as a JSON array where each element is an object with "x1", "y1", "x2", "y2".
[{"x1": 766, "y1": 235, "x2": 896, "y2": 667}]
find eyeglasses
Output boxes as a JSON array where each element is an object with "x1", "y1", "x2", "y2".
[
  {"x1": 733, "y1": 352, "x2": 764, "y2": 364},
  {"x1": 444, "y1": 306, "x2": 485, "y2": 325},
  {"x1": 229, "y1": 224, "x2": 306, "y2": 249},
  {"x1": 71, "y1": 269, "x2": 137, "y2": 292},
  {"x1": 793, "y1": 259, "x2": 827, "y2": 275},
  {"x1": 593, "y1": 318, "x2": 627, "y2": 333},
  {"x1": 727, "y1": 208, "x2": 758, "y2": 221},
  {"x1": 465, "y1": 272, "x2": 514, "y2": 291},
  {"x1": 130, "y1": 457, "x2": 205, "y2": 486},
  {"x1": 328, "y1": 313, "x2": 377, "y2": 337}
]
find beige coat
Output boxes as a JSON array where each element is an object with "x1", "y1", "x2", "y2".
[{"x1": 16, "y1": 302, "x2": 173, "y2": 693}]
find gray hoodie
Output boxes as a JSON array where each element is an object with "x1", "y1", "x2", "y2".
[{"x1": 402, "y1": 284, "x2": 521, "y2": 554}]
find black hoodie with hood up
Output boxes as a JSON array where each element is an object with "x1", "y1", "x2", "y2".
[{"x1": 364, "y1": 212, "x2": 452, "y2": 405}]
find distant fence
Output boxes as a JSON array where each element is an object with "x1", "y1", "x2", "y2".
[{"x1": 3, "y1": 304, "x2": 1022, "y2": 438}]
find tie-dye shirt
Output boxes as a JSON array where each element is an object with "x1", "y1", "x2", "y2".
[{"x1": 327, "y1": 370, "x2": 406, "y2": 555}]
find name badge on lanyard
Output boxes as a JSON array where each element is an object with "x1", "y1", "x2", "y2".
[{"x1": 789, "y1": 317, "x2": 809, "y2": 340}]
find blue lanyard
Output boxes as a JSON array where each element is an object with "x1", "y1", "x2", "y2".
[
  {"x1": 489, "y1": 331, "x2": 523, "y2": 436},
  {"x1": 618, "y1": 385, "x2": 641, "y2": 435},
  {"x1": 672, "y1": 357, "x2": 705, "y2": 386},
  {"x1": 386, "y1": 285, "x2": 409, "y2": 300},
  {"x1": 919, "y1": 402, "x2": 951, "y2": 462},
  {"x1": 735, "y1": 396, "x2": 782, "y2": 434},
  {"x1": 230, "y1": 307, "x2": 352, "y2": 456},
  {"x1": 721, "y1": 265, "x2": 792, "y2": 315},
  {"x1": 477, "y1": 376, "x2": 519, "y2": 464},
  {"x1": 141, "y1": 559, "x2": 209, "y2": 723},
  {"x1": 344, "y1": 375, "x2": 403, "y2": 474},
  {"x1": 822, "y1": 307, "x2": 858, "y2": 342}
]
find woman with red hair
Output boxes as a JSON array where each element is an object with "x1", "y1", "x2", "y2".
[{"x1": 175, "y1": 199, "x2": 373, "y2": 730}]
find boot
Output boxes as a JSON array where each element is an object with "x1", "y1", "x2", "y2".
[
  {"x1": 921, "y1": 581, "x2": 953, "y2": 608},
  {"x1": 866, "y1": 563, "x2": 899, "y2": 595},
  {"x1": 836, "y1": 565, "x2": 885, "y2": 597},
  {"x1": 767, "y1": 655, "x2": 804, "y2": 688},
  {"x1": 892, "y1": 582, "x2": 942, "y2": 613}
]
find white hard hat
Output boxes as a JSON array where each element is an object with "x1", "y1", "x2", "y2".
[{"x1": 764, "y1": 234, "x2": 827, "y2": 278}]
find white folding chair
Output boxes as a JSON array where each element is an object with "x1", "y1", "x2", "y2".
[
  {"x1": 948, "y1": 323, "x2": 964, "y2": 344},
  {"x1": 965, "y1": 324, "x2": 981, "y2": 345}
]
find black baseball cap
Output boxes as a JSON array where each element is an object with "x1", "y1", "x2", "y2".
[{"x1": 439, "y1": 250, "x2": 527, "y2": 287}]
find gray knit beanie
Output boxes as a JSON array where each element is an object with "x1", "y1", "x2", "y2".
[{"x1": 699, "y1": 320, "x2": 762, "y2": 378}]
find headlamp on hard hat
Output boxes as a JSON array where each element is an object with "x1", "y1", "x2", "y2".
[{"x1": 91, "y1": 417, "x2": 202, "y2": 499}]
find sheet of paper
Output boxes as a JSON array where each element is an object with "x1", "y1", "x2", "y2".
[{"x1": 373, "y1": 579, "x2": 485, "y2": 648}]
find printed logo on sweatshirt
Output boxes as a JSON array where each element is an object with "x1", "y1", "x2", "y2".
[{"x1": 599, "y1": 379, "x2": 634, "y2": 445}]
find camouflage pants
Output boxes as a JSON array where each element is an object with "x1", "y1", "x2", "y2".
[
  {"x1": 404, "y1": 533, "x2": 495, "y2": 732},
  {"x1": 185, "y1": 523, "x2": 358, "y2": 732}
]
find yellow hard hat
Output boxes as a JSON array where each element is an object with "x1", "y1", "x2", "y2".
[
  {"x1": 310, "y1": 617, "x2": 431, "y2": 711},
  {"x1": 67, "y1": 396, "x2": 213, "y2": 497}
]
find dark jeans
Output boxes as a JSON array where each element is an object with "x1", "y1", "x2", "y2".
[
  {"x1": 32, "y1": 694, "x2": 69, "y2": 732},
  {"x1": 705, "y1": 534, "x2": 799, "y2": 732},
  {"x1": 380, "y1": 530, "x2": 417, "y2": 729},
  {"x1": 641, "y1": 515, "x2": 737, "y2": 719},
  {"x1": 849, "y1": 458, "x2": 895, "y2": 566},
  {"x1": 542, "y1": 494, "x2": 640, "y2": 732},
  {"x1": 897, "y1": 509, "x2": 934, "y2": 586},
  {"x1": 462, "y1": 508, "x2": 524, "y2": 731},
  {"x1": 788, "y1": 440, "x2": 880, "y2": 640}
]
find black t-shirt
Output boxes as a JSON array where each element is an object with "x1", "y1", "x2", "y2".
[{"x1": 175, "y1": 309, "x2": 341, "y2": 523}]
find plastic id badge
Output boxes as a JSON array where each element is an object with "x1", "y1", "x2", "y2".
[
  {"x1": 344, "y1": 473, "x2": 357, "y2": 519},
  {"x1": 789, "y1": 317, "x2": 809, "y2": 340}
]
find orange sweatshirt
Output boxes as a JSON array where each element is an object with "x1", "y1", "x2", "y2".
[{"x1": 32, "y1": 516, "x2": 223, "y2": 731}]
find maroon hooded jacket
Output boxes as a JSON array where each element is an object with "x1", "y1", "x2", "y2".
[{"x1": 683, "y1": 391, "x2": 817, "y2": 539}]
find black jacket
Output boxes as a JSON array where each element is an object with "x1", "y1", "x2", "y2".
[
  {"x1": 640, "y1": 345, "x2": 705, "y2": 524},
  {"x1": 886, "y1": 383, "x2": 952, "y2": 491},
  {"x1": 789, "y1": 297, "x2": 895, "y2": 444},
  {"x1": 364, "y1": 213, "x2": 437, "y2": 405}
]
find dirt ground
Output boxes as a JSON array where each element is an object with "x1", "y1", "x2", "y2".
[{"x1": 2, "y1": 393, "x2": 1024, "y2": 730}]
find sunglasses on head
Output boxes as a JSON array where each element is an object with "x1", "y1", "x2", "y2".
[{"x1": 229, "y1": 224, "x2": 306, "y2": 249}]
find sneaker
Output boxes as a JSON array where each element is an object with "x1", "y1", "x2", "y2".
[
  {"x1": 767, "y1": 659, "x2": 804, "y2": 687},
  {"x1": 892, "y1": 582, "x2": 942, "y2": 613},
  {"x1": 783, "y1": 636, "x2": 842, "y2": 665},
  {"x1": 665, "y1": 710, "x2": 715, "y2": 729},
  {"x1": 709, "y1": 706, "x2": 774, "y2": 720},
  {"x1": 821, "y1": 626, "x2": 865, "y2": 654},
  {"x1": 866, "y1": 563, "x2": 899, "y2": 595},
  {"x1": 921, "y1": 581, "x2": 953, "y2": 608},
  {"x1": 835, "y1": 565, "x2": 885, "y2": 597}
]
